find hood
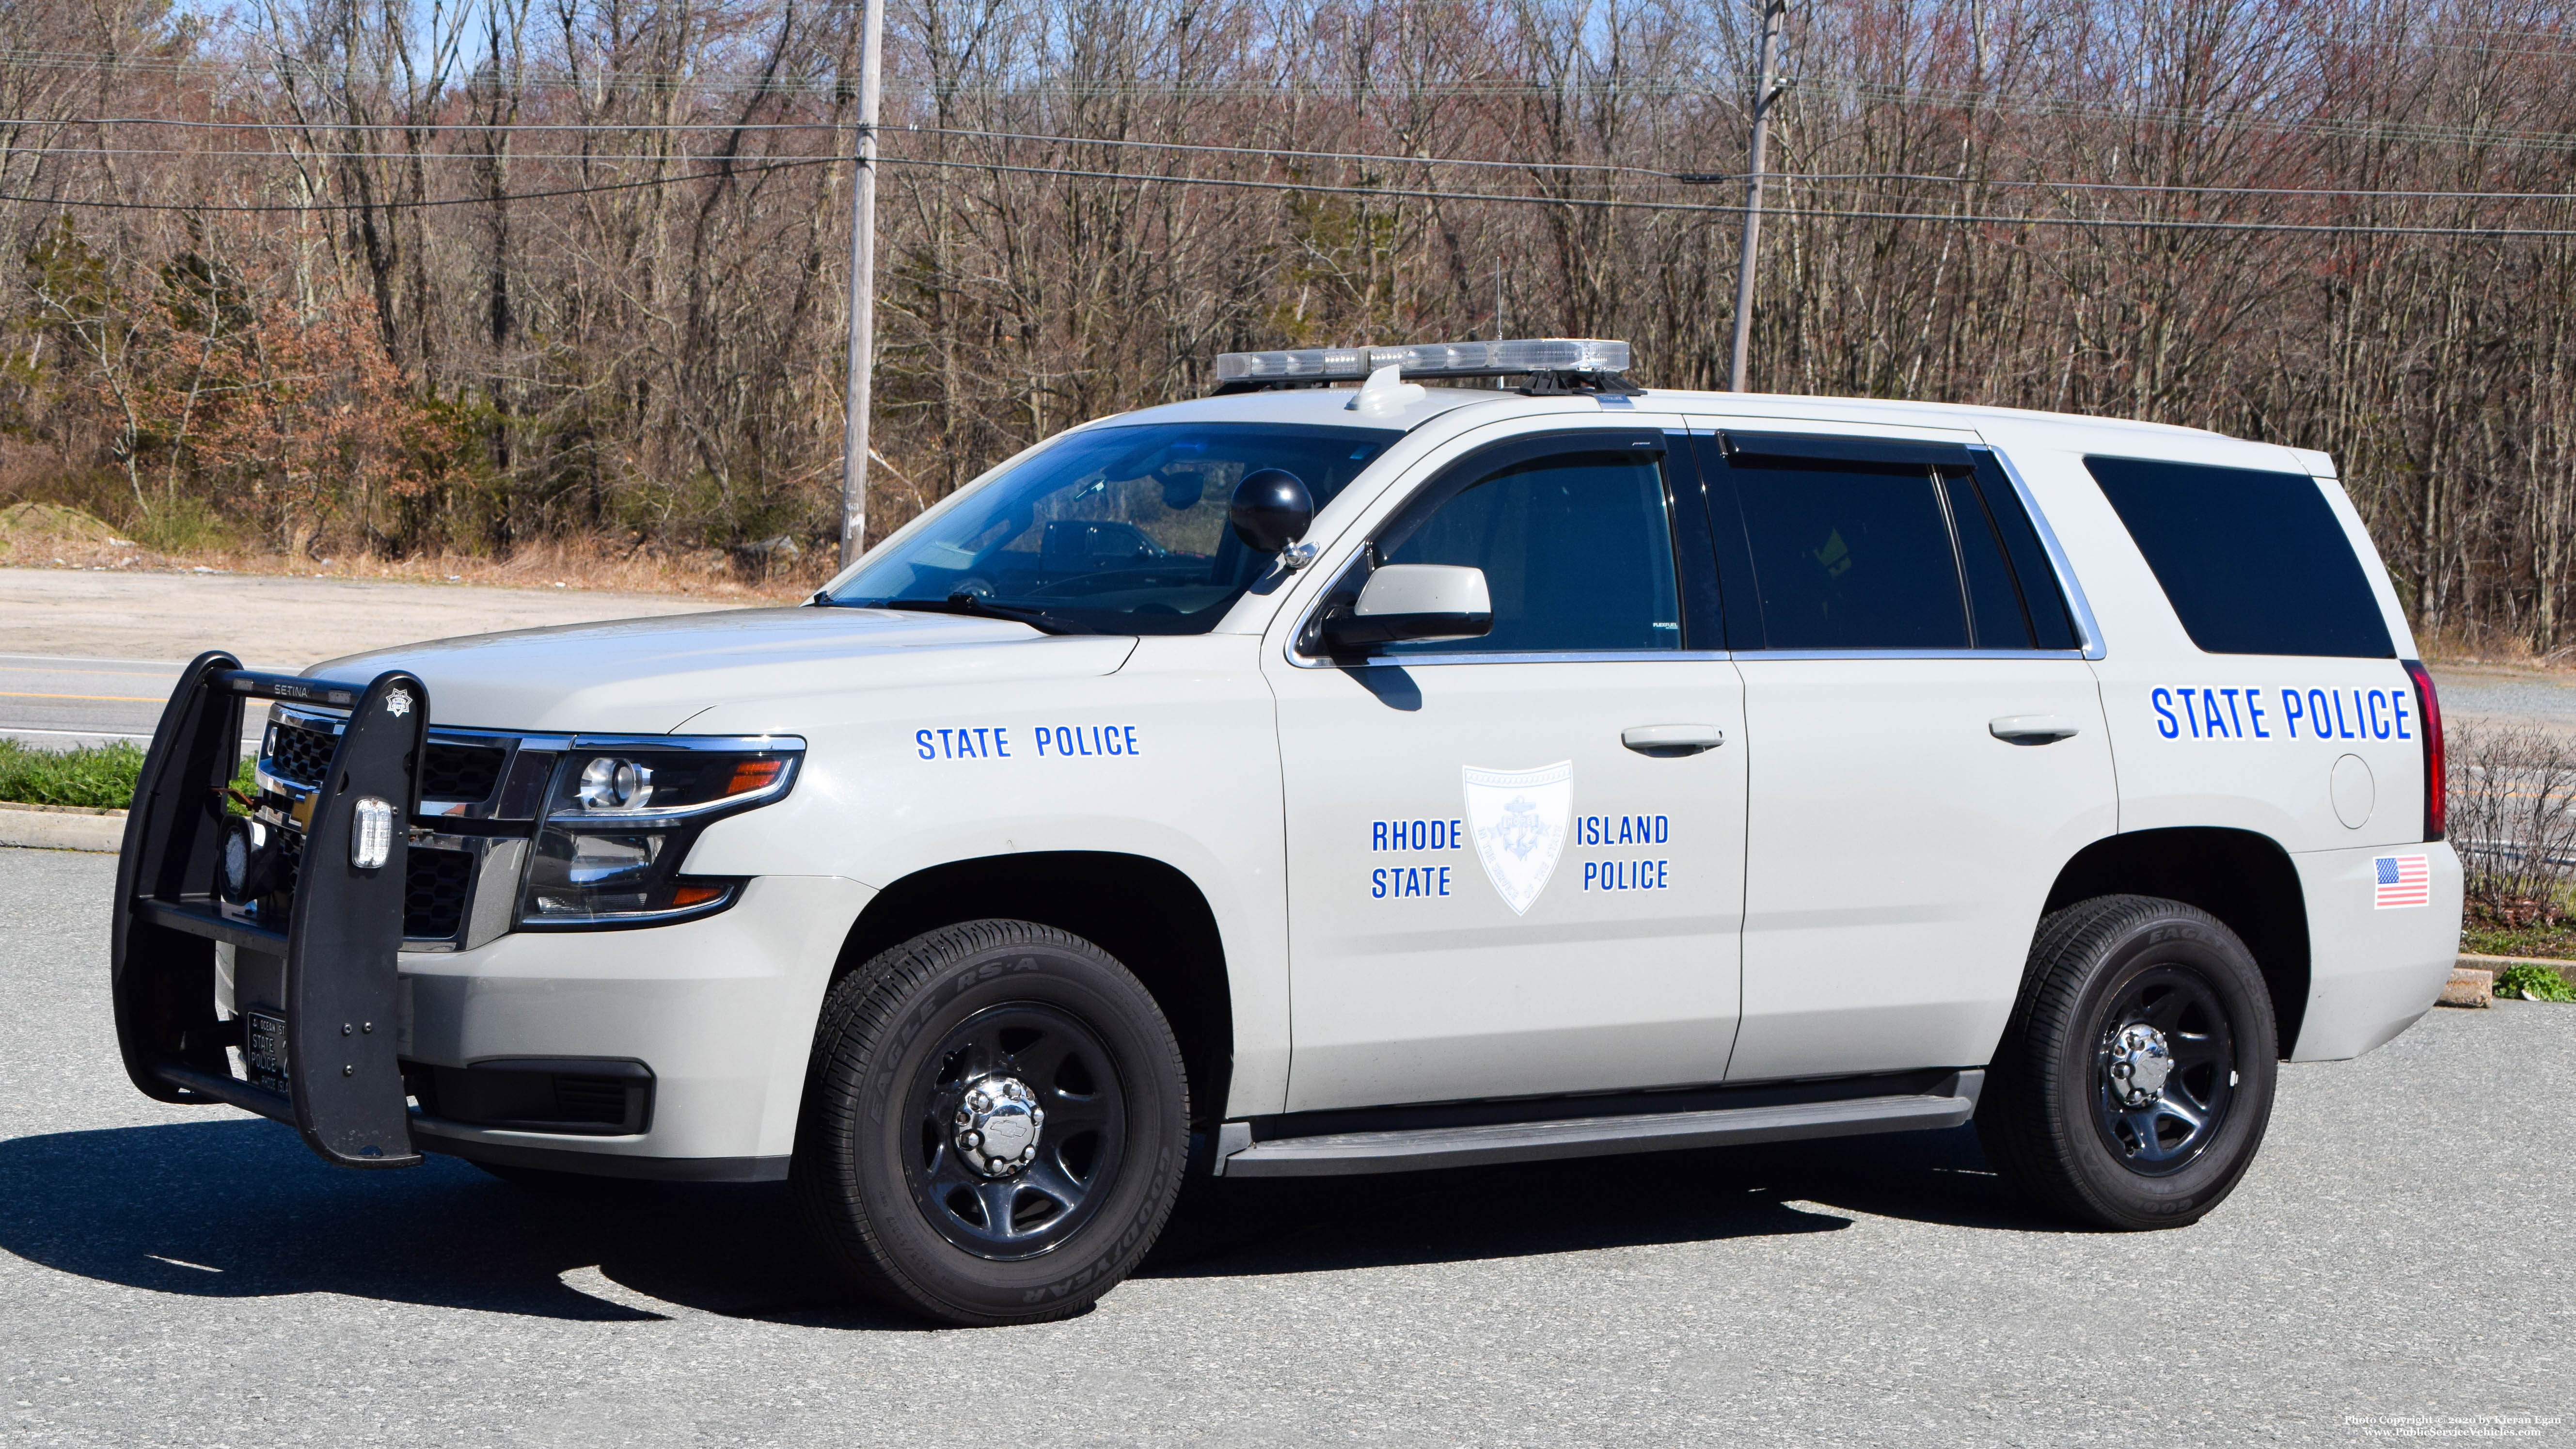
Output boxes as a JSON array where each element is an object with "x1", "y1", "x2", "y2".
[{"x1": 312, "y1": 605, "x2": 1138, "y2": 734}]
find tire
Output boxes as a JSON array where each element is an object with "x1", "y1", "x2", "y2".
[
  {"x1": 792, "y1": 919, "x2": 1190, "y2": 1326},
  {"x1": 1976, "y1": 894, "x2": 2278, "y2": 1231}
]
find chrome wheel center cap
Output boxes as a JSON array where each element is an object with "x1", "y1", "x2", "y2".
[
  {"x1": 953, "y1": 1077, "x2": 1044, "y2": 1177},
  {"x1": 2107, "y1": 1023, "x2": 2175, "y2": 1106}
]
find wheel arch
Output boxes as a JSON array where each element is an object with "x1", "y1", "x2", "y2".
[
  {"x1": 2041, "y1": 828, "x2": 2310, "y2": 1055},
  {"x1": 831, "y1": 851, "x2": 1234, "y2": 1130}
]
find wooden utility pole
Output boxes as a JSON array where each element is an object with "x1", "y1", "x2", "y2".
[
  {"x1": 838, "y1": 0, "x2": 886, "y2": 568},
  {"x1": 1729, "y1": 0, "x2": 1786, "y2": 393}
]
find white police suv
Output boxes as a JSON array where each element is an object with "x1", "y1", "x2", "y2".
[{"x1": 111, "y1": 338, "x2": 2462, "y2": 1325}]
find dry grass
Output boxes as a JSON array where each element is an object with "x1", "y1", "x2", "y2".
[
  {"x1": 0, "y1": 504, "x2": 832, "y2": 603},
  {"x1": 2415, "y1": 623, "x2": 2576, "y2": 673},
  {"x1": 2449, "y1": 722, "x2": 2576, "y2": 932}
]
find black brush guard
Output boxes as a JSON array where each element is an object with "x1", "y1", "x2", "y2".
[{"x1": 111, "y1": 651, "x2": 427, "y2": 1169}]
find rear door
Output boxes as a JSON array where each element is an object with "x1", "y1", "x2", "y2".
[{"x1": 1687, "y1": 426, "x2": 2118, "y2": 1081}]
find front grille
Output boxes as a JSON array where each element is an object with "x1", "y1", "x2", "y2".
[
  {"x1": 422, "y1": 744, "x2": 506, "y2": 802},
  {"x1": 552, "y1": 1076, "x2": 635, "y2": 1124},
  {"x1": 267, "y1": 721, "x2": 337, "y2": 788},
  {"x1": 403, "y1": 846, "x2": 474, "y2": 939}
]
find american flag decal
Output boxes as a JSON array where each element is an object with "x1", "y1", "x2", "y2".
[{"x1": 2373, "y1": 855, "x2": 2431, "y2": 909}]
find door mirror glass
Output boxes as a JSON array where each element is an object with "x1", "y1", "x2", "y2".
[
  {"x1": 1320, "y1": 564, "x2": 1494, "y2": 649},
  {"x1": 1229, "y1": 468, "x2": 1314, "y2": 554}
]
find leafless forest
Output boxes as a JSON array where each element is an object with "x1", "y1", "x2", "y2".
[{"x1": 1, "y1": 0, "x2": 2572, "y2": 637}]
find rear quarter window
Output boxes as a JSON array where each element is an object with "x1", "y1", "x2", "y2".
[{"x1": 2083, "y1": 456, "x2": 2394, "y2": 659}]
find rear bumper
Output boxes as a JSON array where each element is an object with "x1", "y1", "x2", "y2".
[
  {"x1": 2290, "y1": 840, "x2": 2464, "y2": 1061},
  {"x1": 399, "y1": 874, "x2": 871, "y2": 1168}
]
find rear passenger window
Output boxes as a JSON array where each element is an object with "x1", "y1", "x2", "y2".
[
  {"x1": 1730, "y1": 458, "x2": 1967, "y2": 649},
  {"x1": 2084, "y1": 457, "x2": 2393, "y2": 658}
]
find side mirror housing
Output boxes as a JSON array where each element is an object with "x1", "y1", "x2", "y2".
[
  {"x1": 1229, "y1": 469, "x2": 1313, "y2": 554},
  {"x1": 1319, "y1": 564, "x2": 1494, "y2": 651}
]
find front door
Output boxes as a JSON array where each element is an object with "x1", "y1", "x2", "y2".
[{"x1": 1265, "y1": 426, "x2": 1750, "y2": 1113}]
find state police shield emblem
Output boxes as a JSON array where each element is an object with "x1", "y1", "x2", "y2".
[{"x1": 1462, "y1": 762, "x2": 1572, "y2": 916}]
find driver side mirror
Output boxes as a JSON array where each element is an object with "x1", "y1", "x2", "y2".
[
  {"x1": 1319, "y1": 564, "x2": 1494, "y2": 651},
  {"x1": 1229, "y1": 469, "x2": 1313, "y2": 554}
]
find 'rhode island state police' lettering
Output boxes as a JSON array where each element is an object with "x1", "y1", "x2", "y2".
[{"x1": 2150, "y1": 686, "x2": 2413, "y2": 743}]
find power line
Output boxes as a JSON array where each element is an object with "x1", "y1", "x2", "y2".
[
  {"x1": 0, "y1": 155, "x2": 838, "y2": 211},
  {"x1": 16, "y1": 125, "x2": 2576, "y2": 206},
  {"x1": 15, "y1": 89, "x2": 2576, "y2": 156},
  {"x1": 9, "y1": 147, "x2": 2576, "y2": 236}
]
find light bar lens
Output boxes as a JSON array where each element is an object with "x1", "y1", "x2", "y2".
[{"x1": 1215, "y1": 337, "x2": 1628, "y2": 383}]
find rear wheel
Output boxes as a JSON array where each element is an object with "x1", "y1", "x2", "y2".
[
  {"x1": 1977, "y1": 894, "x2": 2278, "y2": 1230},
  {"x1": 793, "y1": 920, "x2": 1189, "y2": 1325}
]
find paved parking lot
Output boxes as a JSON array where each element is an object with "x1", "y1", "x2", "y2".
[
  {"x1": 1, "y1": 847, "x2": 2567, "y2": 1446},
  {"x1": 0, "y1": 570, "x2": 724, "y2": 748}
]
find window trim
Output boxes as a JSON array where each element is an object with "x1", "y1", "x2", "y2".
[
  {"x1": 1975, "y1": 445, "x2": 2107, "y2": 660},
  {"x1": 1287, "y1": 426, "x2": 1707, "y2": 669}
]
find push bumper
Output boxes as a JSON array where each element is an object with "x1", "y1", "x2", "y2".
[{"x1": 111, "y1": 653, "x2": 429, "y2": 1167}]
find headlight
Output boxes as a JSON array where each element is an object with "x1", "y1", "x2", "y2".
[{"x1": 516, "y1": 744, "x2": 801, "y2": 928}]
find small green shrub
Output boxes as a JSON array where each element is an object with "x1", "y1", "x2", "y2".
[
  {"x1": 2452, "y1": 923, "x2": 2576, "y2": 959},
  {"x1": 0, "y1": 740, "x2": 147, "y2": 808},
  {"x1": 2494, "y1": 963, "x2": 2576, "y2": 1003},
  {"x1": 0, "y1": 741, "x2": 254, "y2": 810}
]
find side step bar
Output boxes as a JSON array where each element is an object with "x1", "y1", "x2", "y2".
[{"x1": 1213, "y1": 1070, "x2": 1982, "y2": 1178}]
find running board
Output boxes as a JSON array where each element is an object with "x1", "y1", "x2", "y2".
[{"x1": 1213, "y1": 1070, "x2": 1982, "y2": 1178}]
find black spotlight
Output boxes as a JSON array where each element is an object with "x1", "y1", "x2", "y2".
[{"x1": 216, "y1": 816, "x2": 281, "y2": 905}]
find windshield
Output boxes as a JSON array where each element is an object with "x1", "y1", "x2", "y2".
[{"x1": 825, "y1": 422, "x2": 1402, "y2": 633}]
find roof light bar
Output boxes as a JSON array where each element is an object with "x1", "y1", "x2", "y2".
[{"x1": 1213, "y1": 337, "x2": 1630, "y2": 384}]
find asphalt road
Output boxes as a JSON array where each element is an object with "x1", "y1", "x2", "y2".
[{"x1": 1, "y1": 848, "x2": 2567, "y2": 1446}]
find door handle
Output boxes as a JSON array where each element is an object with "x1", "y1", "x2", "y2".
[
  {"x1": 1622, "y1": 723, "x2": 1725, "y2": 755},
  {"x1": 1990, "y1": 714, "x2": 2080, "y2": 744}
]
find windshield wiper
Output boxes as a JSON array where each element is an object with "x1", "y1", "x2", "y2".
[{"x1": 874, "y1": 594, "x2": 1096, "y2": 636}]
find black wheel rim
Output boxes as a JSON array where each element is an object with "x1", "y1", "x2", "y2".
[
  {"x1": 2090, "y1": 963, "x2": 2238, "y2": 1178},
  {"x1": 901, "y1": 1003, "x2": 1127, "y2": 1261}
]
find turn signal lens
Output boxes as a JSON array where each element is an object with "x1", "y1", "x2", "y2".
[{"x1": 723, "y1": 758, "x2": 786, "y2": 797}]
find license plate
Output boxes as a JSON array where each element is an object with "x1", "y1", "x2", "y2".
[{"x1": 245, "y1": 1010, "x2": 291, "y2": 1094}]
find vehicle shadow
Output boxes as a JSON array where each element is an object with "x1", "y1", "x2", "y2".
[{"x1": 0, "y1": 1118, "x2": 2072, "y2": 1328}]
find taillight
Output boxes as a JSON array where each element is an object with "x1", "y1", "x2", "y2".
[{"x1": 2402, "y1": 659, "x2": 2444, "y2": 841}]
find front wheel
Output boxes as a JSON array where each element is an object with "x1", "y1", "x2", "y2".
[
  {"x1": 1977, "y1": 894, "x2": 2278, "y2": 1231},
  {"x1": 793, "y1": 920, "x2": 1190, "y2": 1325}
]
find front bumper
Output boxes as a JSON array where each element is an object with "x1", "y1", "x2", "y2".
[
  {"x1": 400, "y1": 874, "x2": 872, "y2": 1172},
  {"x1": 112, "y1": 651, "x2": 852, "y2": 1176}
]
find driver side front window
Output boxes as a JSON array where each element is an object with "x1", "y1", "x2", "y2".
[{"x1": 1376, "y1": 447, "x2": 1684, "y2": 655}]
